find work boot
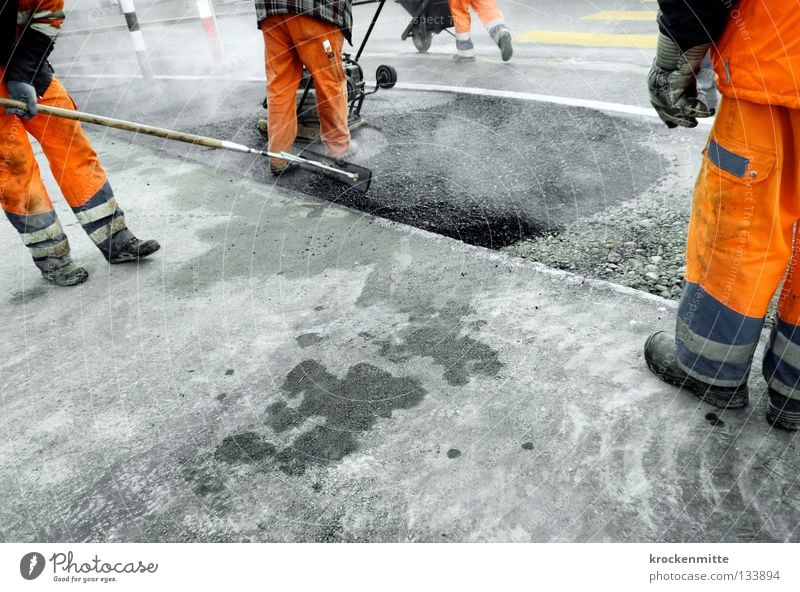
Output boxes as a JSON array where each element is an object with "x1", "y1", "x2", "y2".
[
  {"x1": 489, "y1": 24, "x2": 513, "y2": 62},
  {"x1": 766, "y1": 389, "x2": 800, "y2": 430},
  {"x1": 455, "y1": 36, "x2": 475, "y2": 59},
  {"x1": 41, "y1": 261, "x2": 89, "y2": 287},
  {"x1": 107, "y1": 236, "x2": 161, "y2": 264},
  {"x1": 644, "y1": 331, "x2": 749, "y2": 408}
]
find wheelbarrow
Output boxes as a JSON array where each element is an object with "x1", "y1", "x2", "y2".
[{"x1": 398, "y1": 0, "x2": 454, "y2": 53}]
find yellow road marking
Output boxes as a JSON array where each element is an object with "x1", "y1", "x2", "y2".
[
  {"x1": 582, "y1": 11, "x2": 657, "y2": 21},
  {"x1": 517, "y1": 31, "x2": 657, "y2": 48}
]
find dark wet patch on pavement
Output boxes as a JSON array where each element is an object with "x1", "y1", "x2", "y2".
[
  {"x1": 204, "y1": 360, "x2": 426, "y2": 480},
  {"x1": 215, "y1": 432, "x2": 276, "y2": 463},
  {"x1": 373, "y1": 303, "x2": 502, "y2": 386},
  {"x1": 266, "y1": 360, "x2": 426, "y2": 475},
  {"x1": 272, "y1": 424, "x2": 360, "y2": 476},
  {"x1": 296, "y1": 333, "x2": 324, "y2": 348}
]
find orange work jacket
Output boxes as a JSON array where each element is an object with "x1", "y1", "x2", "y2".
[{"x1": 713, "y1": 1, "x2": 800, "y2": 109}]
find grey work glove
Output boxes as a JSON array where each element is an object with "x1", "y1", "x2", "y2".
[
  {"x1": 5, "y1": 80, "x2": 39, "y2": 119},
  {"x1": 648, "y1": 33, "x2": 714, "y2": 128}
]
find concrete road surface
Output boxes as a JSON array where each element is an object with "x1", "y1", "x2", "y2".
[{"x1": 4, "y1": 1, "x2": 797, "y2": 544}]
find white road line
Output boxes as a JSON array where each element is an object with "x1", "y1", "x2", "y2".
[
  {"x1": 395, "y1": 82, "x2": 713, "y2": 126},
  {"x1": 59, "y1": 73, "x2": 713, "y2": 127}
]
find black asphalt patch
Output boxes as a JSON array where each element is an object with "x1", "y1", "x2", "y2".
[
  {"x1": 77, "y1": 81, "x2": 661, "y2": 249},
  {"x1": 192, "y1": 93, "x2": 661, "y2": 248}
]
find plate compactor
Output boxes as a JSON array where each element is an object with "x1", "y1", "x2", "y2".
[{"x1": 258, "y1": 0, "x2": 397, "y2": 142}]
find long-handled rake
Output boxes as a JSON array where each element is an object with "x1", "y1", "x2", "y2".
[{"x1": 0, "y1": 97, "x2": 372, "y2": 193}]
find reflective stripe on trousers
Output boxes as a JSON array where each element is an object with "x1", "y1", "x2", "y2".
[
  {"x1": 765, "y1": 320, "x2": 800, "y2": 401},
  {"x1": 676, "y1": 282, "x2": 761, "y2": 387},
  {"x1": 4, "y1": 209, "x2": 71, "y2": 272}
]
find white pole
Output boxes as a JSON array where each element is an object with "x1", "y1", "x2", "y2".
[
  {"x1": 119, "y1": 0, "x2": 153, "y2": 79},
  {"x1": 196, "y1": 0, "x2": 224, "y2": 61}
]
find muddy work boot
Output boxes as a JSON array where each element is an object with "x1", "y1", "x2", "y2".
[
  {"x1": 644, "y1": 331, "x2": 749, "y2": 408},
  {"x1": 766, "y1": 390, "x2": 800, "y2": 430},
  {"x1": 107, "y1": 236, "x2": 161, "y2": 264},
  {"x1": 41, "y1": 261, "x2": 89, "y2": 286},
  {"x1": 489, "y1": 24, "x2": 513, "y2": 62}
]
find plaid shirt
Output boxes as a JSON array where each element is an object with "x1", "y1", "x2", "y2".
[{"x1": 256, "y1": 1, "x2": 353, "y2": 42}]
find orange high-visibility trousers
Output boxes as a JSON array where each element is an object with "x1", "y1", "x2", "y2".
[
  {"x1": 448, "y1": 0, "x2": 505, "y2": 35},
  {"x1": 0, "y1": 76, "x2": 108, "y2": 215},
  {"x1": 261, "y1": 14, "x2": 350, "y2": 164},
  {"x1": 675, "y1": 97, "x2": 800, "y2": 400},
  {"x1": 0, "y1": 74, "x2": 132, "y2": 270}
]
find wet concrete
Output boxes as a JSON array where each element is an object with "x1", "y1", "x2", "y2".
[{"x1": 2, "y1": 133, "x2": 800, "y2": 543}]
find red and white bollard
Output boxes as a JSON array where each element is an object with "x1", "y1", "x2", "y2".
[
  {"x1": 119, "y1": 0, "x2": 154, "y2": 79},
  {"x1": 196, "y1": 0, "x2": 224, "y2": 61}
]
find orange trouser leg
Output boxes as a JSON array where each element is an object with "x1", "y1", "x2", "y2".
[
  {"x1": 675, "y1": 97, "x2": 798, "y2": 387},
  {"x1": 286, "y1": 15, "x2": 349, "y2": 157},
  {"x1": 0, "y1": 76, "x2": 73, "y2": 271},
  {"x1": 262, "y1": 15, "x2": 303, "y2": 164},
  {"x1": 24, "y1": 77, "x2": 109, "y2": 208},
  {"x1": 764, "y1": 107, "x2": 800, "y2": 400},
  {"x1": 0, "y1": 74, "x2": 132, "y2": 267},
  {"x1": 470, "y1": 0, "x2": 504, "y2": 28},
  {"x1": 25, "y1": 77, "x2": 132, "y2": 256},
  {"x1": 0, "y1": 80, "x2": 54, "y2": 217},
  {"x1": 262, "y1": 15, "x2": 350, "y2": 160},
  {"x1": 777, "y1": 230, "x2": 800, "y2": 326},
  {"x1": 684, "y1": 98, "x2": 795, "y2": 316},
  {"x1": 449, "y1": 0, "x2": 472, "y2": 35}
]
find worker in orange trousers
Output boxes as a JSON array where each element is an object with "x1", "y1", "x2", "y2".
[
  {"x1": 1, "y1": 1, "x2": 159, "y2": 287},
  {"x1": 256, "y1": 1, "x2": 353, "y2": 173},
  {"x1": 448, "y1": 0, "x2": 513, "y2": 61},
  {"x1": 644, "y1": 0, "x2": 800, "y2": 430}
]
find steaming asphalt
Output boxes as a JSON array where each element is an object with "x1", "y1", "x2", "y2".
[
  {"x1": 51, "y1": 0, "x2": 678, "y2": 249},
  {"x1": 63, "y1": 78, "x2": 669, "y2": 249}
]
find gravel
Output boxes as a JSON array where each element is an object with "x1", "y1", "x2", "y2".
[
  {"x1": 503, "y1": 190, "x2": 780, "y2": 329},
  {"x1": 503, "y1": 199, "x2": 691, "y2": 301}
]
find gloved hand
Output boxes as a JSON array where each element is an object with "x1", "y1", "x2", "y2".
[
  {"x1": 5, "y1": 80, "x2": 39, "y2": 119},
  {"x1": 648, "y1": 33, "x2": 714, "y2": 128}
]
